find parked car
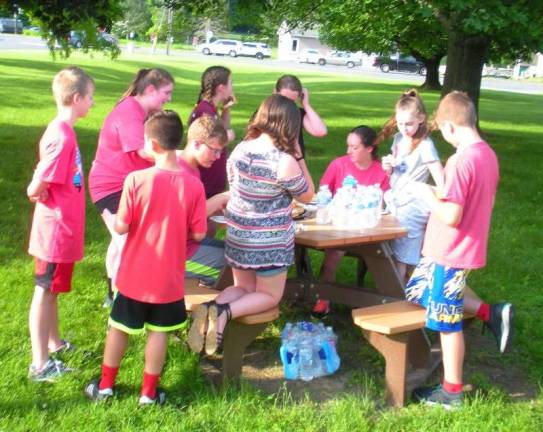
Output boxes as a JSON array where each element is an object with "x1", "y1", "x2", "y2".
[
  {"x1": 0, "y1": 18, "x2": 23, "y2": 33},
  {"x1": 373, "y1": 54, "x2": 426, "y2": 75},
  {"x1": 239, "y1": 42, "x2": 271, "y2": 60},
  {"x1": 68, "y1": 30, "x2": 118, "y2": 48},
  {"x1": 198, "y1": 39, "x2": 243, "y2": 57},
  {"x1": 298, "y1": 49, "x2": 323, "y2": 64}
]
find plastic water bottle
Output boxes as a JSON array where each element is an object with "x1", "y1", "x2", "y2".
[
  {"x1": 298, "y1": 335, "x2": 315, "y2": 381},
  {"x1": 316, "y1": 185, "x2": 332, "y2": 225},
  {"x1": 323, "y1": 327, "x2": 340, "y2": 374}
]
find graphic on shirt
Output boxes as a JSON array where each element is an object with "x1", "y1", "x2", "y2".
[
  {"x1": 73, "y1": 147, "x2": 83, "y2": 191},
  {"x1": 394, "y1": 159, "x2": 408, "y2": 174}
]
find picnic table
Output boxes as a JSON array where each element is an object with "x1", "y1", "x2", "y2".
[{"x1": 285, "y1": 214, "x2": 439, "y2": 406}]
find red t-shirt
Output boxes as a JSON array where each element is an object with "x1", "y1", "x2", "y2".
[
  {"x1": 89, "y1": 96, "x2": 153, "y2": 203},
  {"x1": 320, "y1": 156, "x2": 390, "y2": 195},
  {"x1": 422, "y1": 142, "x2": 499, "y2": 269},
  {"x1": 188, "y1": 100, "x2": 227, "y2": 199},
  {"x1": 28, "y1": 119, "x2": 85, "y2": 263},
  {"x1": 115, "y1": 167, "x2": 207, "y2": 303},
  {"x1": 176, "y1": 155, "x2": 202, "y2": 258}
]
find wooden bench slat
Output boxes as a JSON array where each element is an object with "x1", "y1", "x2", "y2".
[
  {"x1": 236, "y1": 306, "x2": 280, "y2": 325},
  {"x1": 352, "y1": 301, "x2": 426, "y2": 335},
  {"x1": 185, "y1": 283, "x2": 219, "y2": 312}
]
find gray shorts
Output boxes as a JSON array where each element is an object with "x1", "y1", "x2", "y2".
[{"x1": 186, "y1": 238, "x2": 225, "y2": 285}]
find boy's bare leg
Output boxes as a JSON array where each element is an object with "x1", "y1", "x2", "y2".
[
  {"x1": 320, "y1": 249, "x2": 346, "y2": 282},
  {"x1": 29, "y1": 287, "x2": 56, "y2": 368},
  {"x1": 47, "y1": 294, "x2": 63, "y2": 351},
  {"x1": 144, "y1": 331, "x2": 169, "y2": 375},
  {"x1": 440, "y1": 330, "x2": 465, "y2": 384},
  {"x1": 463, "y1": 285, "x2": 483, "y2": 314},
  {"x1": 103, "y1": 327, "x2": 129, "y2": 368}
]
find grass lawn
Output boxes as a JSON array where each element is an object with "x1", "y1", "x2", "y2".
[{"x1": 0, "y1": 51, "x2": 542, "y2": 431}]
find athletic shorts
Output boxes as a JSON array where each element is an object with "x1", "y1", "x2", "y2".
[
  {"x1": 109, "y1": 292, "x2": 187, "y2": 335},
  {"x1": 94, "y1": 190, "x2": 122, "y2": 215},
  {"x1": 34, "y1": 258, "x2": 74, "y2": 294},
  {"x1": 405, "y1": 257, "x2": 469, "y2": 333},
  {"x1": 186, "y1": 238, "x2": 225, "y2": 285}
]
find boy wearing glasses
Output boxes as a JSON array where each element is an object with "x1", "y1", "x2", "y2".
[{"x1": 177, "y1": 116, "x2": 229, "y2": 286}]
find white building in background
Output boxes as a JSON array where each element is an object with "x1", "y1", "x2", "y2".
[{"x1": 277, "y1": 22, "x2": 331, "y2": 61}]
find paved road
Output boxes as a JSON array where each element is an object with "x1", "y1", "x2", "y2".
[{"x1": 2, "y1": 33, "x2": 542, "y2": 95}]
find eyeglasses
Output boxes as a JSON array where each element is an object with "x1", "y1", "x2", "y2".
[{"x1": 201, "y1": 142, "x2": 223, "y2": 157}]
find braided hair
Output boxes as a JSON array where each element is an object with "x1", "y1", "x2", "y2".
[
  {"x1": 197, "y1": 66, "x2": 231, "y2": 103},
  {"x1": 375, "y1": 89, "x2": 429, "y2": 153}
]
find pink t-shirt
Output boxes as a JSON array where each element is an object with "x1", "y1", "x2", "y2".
[
  {"x1": 176, "y1": 155, "x2": 202, "y2": 258},
  {"x1": 422, "y1": 141, "x2": 499, "y2": 269},
  {"x1": 116, "y1": 167, "x2": 207, "y2": 303},
  {"x1": 188, "y1": 100, "x2": 227, "y2": 199},
  {"x1": 89, "y1": 96, "x2": 153, "y2": 203},
  {"x1": 320, "y1": 156, "x2": 390, "y2": 194},
  {"x1": 28, "y1": 119, "x2": 85, "y2": 263}
]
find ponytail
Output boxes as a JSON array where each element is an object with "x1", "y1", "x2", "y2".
[
  {"x1": 121, "y1": 68, "x2": 174, "y2": 100},
  {"x1": 350, "y1": 125, "x2": 378, "y2": 160}
]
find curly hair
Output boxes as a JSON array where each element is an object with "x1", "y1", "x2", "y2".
[
  {"x1": 197, "y1": 66, "x2": 231, "y2": 103},
  {"x1": 245, "y1": 95, "x2": 300, "y2": 156},
  {"x1": 375, "y1": 89, "x2": 429, "y2": 153}
]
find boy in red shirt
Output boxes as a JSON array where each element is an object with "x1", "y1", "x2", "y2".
[
  {"x1": 85, "y1": 110, "x2": 207, "y2": 405},
  {"x1": 27, "y1": 66, "x2": 94, "y2": 381},
  {"x1": 407, "y1": 92, "x2": 514, "y2": 409}
]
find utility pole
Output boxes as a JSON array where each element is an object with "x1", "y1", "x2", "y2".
[{"x1": 166, "y1": 6, "x2": 173, "y2": 55}]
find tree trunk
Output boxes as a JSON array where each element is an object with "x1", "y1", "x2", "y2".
[
  {"x1": 442, "y1": 29, "x2": 489, "y2": 112},
  {"x1": 419, "y1": 55, "x2": 443, "y2": 90}
]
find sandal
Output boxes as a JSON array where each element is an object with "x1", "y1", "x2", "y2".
[
  {"x1": 187, "y1": 301, "x2": 214, "y2": 353},
  {"x1": 205, "y1": 302, "x2": 231, "y2": 355}
]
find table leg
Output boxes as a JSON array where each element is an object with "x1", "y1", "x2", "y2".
[{"x1": 214, "y1": 265, "x2": 234, "y2": 291}]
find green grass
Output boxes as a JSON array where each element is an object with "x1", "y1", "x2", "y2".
[{"x1": 0, "y1": 51, "x2": 542, "y2": 431}]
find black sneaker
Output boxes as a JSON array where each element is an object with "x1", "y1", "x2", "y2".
[
  {"x1": 85, "y1": 379, "x2": 114, "y2": 402},
  {"x1": 412, "y1": 384, "x2": 463, "y2": 410},
  {"x1": 484, "y1": 303, "x2": 514, "y2": 353},
  {"x1": 138, "y1": 388, "x2": 166, "y2": 406}
]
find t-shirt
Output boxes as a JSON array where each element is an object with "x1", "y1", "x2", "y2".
[
  {"x1": 188, "y1": 100, "x2": 227, "y2": 199},
  {"x1": 89, "y1": 96, "x2": 153, "y2": 203},
  {"x1": 320, "y1": 156, "x2": 390, "y2": 195},
  {"x1": 422, "y1": 141, "x2": 499, "y2": 269},
  {"x1": 115, "y1": 167, "x2": 207, "y2": 303},
  {"x1": 28, "y1": 119, "x2": 85, "y2": 263},
  {"x1": 176, "y1": 155, "x2": 203, "y2": 258}
]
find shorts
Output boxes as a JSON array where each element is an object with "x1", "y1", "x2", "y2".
[
  {"x1": 109, "y1": 292, "x2": 187, "y2": 335},
  {"x1": 94, "y1": 190, "x2": 122, "y2": 215},
  {"x1": 34, "y1": 258, "x2": 74, "y2": 294},
  {"x1": 255, "y1": 265, "x2": 289, "y2": 278},
  {"x1": 405, "y1": 257, "x2": 469, "y2": 333},
  {"x1": 186, "y1": 238, "x2": 225, "y2": 285}
]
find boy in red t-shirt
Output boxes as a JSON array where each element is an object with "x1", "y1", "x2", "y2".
[
  {"x1": 27, "y1": 67, "x2": 95, "y2": 382},
  {"x1": 85, "y1": 111, "x2": 207, "y2": 405},
  {"x1": 407, "y1": 92, "x2": 513, "y2": 409}
]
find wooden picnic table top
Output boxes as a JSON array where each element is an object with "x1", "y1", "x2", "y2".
[{"x1": 294, "y1": 214, "x2": 408, "y2": 249}]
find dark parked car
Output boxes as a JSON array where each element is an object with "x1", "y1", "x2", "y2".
[
  {"x1": 68, "y1": 30, "x2": 118, "y2": 48},
  {"x1": 0, "y1": 18, "x2": 23, "y2": 33},
  {"x1": 373, "y1": 54, "x2": 426, "y2": 75}
]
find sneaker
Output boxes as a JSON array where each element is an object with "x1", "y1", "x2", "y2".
[
  {"x1": 311, "y1": 299, "x2": 330, "y2": 318},
  {"x1": 484, "y1": 303, "x2": 514, "y2": 353},
  {"x1": 138, "y1": 388, "x2": 166, "y2": 406},
  {"x1": 28, "y1": 358, "x2": 72, "y2": 382},
  {"x1": 412, "y1": 384, "x2": 463, "y2": 410},
  {"x1": 84, "y1": 379, "x2": 114, "y2": 402},
  {"x1": 49, "y1": 339, "x2": 75, "y2": 355}
]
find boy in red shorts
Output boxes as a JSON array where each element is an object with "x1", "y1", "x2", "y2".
[
  {"x1": 407, "y1": 92, "x2": 513, "y2": 409},
  {"x1": 85, "y1": 110, "x2": 207, "y2": 405},
  {"x1": 27, "y1": 66, "x2": 95, "y2": 381}
]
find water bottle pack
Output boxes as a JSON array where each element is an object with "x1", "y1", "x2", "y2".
[
  {"x1": 317, "y1": 176, "x2": 383, "y2": 229},
  {"x1": 279, "y1": 321, "x2": 340, "y2": 381}
]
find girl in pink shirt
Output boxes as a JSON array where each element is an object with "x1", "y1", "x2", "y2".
[
  {"x1": 89, "y1": 68, "x2": 174, "y2": 305},
  {"x1": 313, "y1": 126, "x2": 389, "y2": 316}
]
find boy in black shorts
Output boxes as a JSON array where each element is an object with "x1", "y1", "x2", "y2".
[{"x1": 85, "y1": 110, "x2": 207, "y2": 405}]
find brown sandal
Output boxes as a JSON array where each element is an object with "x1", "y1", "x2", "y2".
[
  {"x1": 187, "y1": 301, "x2": 213, "y2": 353},
  {"x1": 205, "y1": 302, "x2": 231, "y2": 355}
]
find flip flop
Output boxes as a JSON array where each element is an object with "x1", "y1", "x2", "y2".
[{"x1": 187, "y1": 303, "x2": 210, "y2": 353}]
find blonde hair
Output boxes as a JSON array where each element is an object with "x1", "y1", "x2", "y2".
[
  {"x1": 187, "y1": 116, "x2": 228, "y2": 147},
  {"x1": 376, "y1": 89, "x2": 429, "y2": 152},
  {"x1": 245, "y1": 94, "x2": 301, "y2": 156},
  {"x1": 434, "y1": 91, "x2": 477, "y2": 128},
  {"x1": 52, "y1": 66, "x2": 94, "y2": 106}
]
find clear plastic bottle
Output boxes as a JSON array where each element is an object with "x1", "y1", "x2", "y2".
[
  {"x1": 298, "y1": 334, "x2": 314, "y2": 381},
  {"x1": 316, "y1": 185, "x2": 332, "y2": 225}
]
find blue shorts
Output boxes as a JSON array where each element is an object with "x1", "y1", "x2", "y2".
[{"x1": 405, "y1": 257, "x2": 469, "y2": 333}]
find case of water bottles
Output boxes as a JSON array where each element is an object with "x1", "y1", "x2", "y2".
[
  {"x1": 279, "y1": 321, "x2": 340, "y2": 381},
  {"x1": 316, "y1": 175, "x2": 383, "y2": 229}
]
